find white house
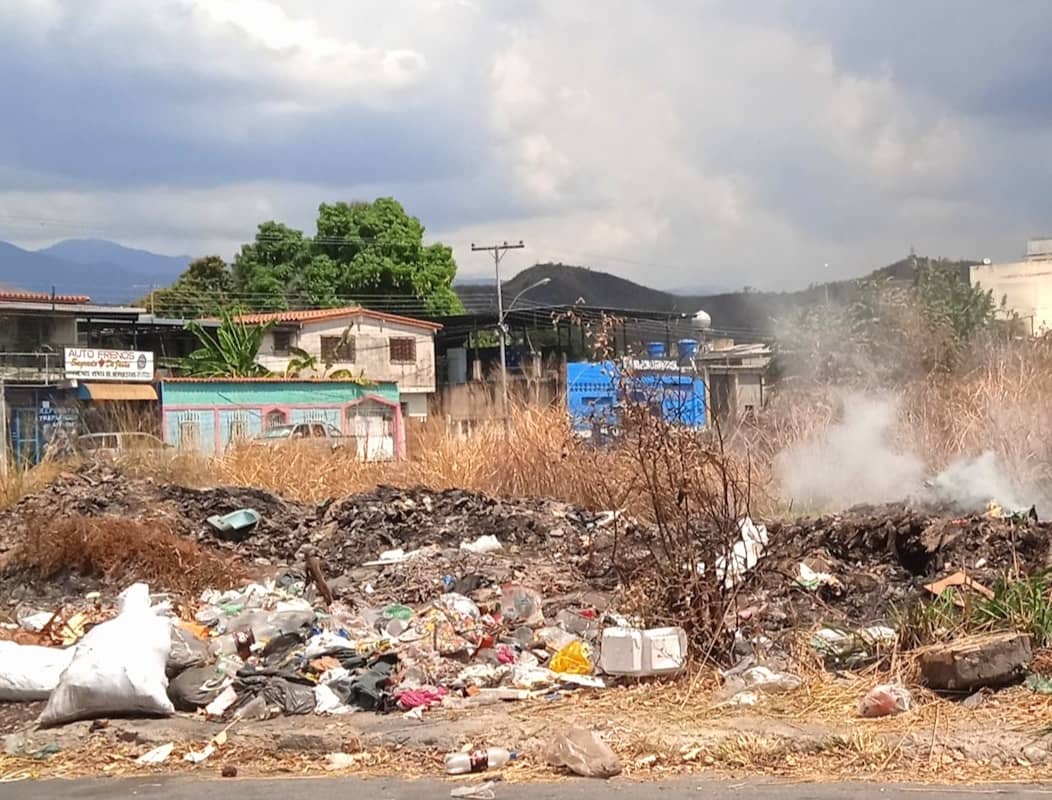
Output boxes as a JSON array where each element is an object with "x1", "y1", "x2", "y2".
[{"x1": 237, "y1": 306, "x2": 442, "y2": 419}]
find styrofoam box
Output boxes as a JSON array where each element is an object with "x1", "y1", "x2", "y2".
[{"x1": 599, "y1": 626, "x2": 687, "y2": 676}]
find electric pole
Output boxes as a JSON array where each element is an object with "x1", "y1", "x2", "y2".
[{"x1": 471, "y1": 240, "x2": 525, "y2": 424}]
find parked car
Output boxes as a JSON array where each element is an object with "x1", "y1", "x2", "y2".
[
  {"x1": 75, "y1": 432, "x2": 170, "y2": 459},
  {"x1": 249, "y1": 423, "x2": 348, "y2": 450}
]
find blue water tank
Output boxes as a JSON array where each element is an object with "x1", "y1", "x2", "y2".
[
  {"x1": 678, "y1": 338, "x2": 699, "y2": 359},
  {"x1": 645, "y1": 341, "x2": 667, "y2": 358}
]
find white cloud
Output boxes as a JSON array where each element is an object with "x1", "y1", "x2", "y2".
[{"x1": 1, "y1": 0, "x2": 1050, "y2": 293}]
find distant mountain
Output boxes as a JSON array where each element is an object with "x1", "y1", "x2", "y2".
[
  {"x1": 456, "y1": 262, "x2": 685, "y2": 314},
  {"x1": 37, "y1": 239, "x2": 189, "y2": 279},
  {"x1": 0, "y1": 239, "x2": 189, "y2": 302},
  {"x1": 453, "y1": 276, "x2": 496, "y2": 287},
  {"x1": 454, "y1": 256, "x2": 980, "y2": 337}
]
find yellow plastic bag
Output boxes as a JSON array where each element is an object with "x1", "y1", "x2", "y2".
[{"x1": 550, "y1": 640, "x2": 593, "y2": 675}]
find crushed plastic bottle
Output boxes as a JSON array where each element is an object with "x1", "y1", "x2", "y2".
[{"x1": 444, "y1": 747, "x2": 517, "y2": 774}]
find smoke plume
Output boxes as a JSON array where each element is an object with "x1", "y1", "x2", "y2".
[
  {"x1": 774, "y1": 394, "x2": 925, "y2": 510},
  {"x1": 775, "y1": 393, "x2": 1036, "y2": 514}
]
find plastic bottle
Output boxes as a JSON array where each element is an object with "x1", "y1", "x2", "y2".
[{"x1": 444, "y1": 748, "x2": 517, "y2": 774}]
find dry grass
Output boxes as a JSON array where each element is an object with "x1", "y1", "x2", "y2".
[
  {"x1": 10, "y1": 514, "x2": 245, "y2": 596},
  {"x1": 2, "y1": 334, "x2": 1051, "y2": 523}
]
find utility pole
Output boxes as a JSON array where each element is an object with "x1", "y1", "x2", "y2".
[{"x1": 471, "y1": 240, "x2": 525, "y2": 424}]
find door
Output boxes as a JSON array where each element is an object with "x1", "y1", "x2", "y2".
[
  {"x1": 346, "y1": 400, "x2": 394, "y2": 461},
  {"x1": 11, "y1": 408, "x2": 40, "y2": 465}
]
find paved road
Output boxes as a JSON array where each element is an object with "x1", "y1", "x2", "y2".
[{"x1": 5, "y1": 778, "x2": 1052, "y2": 800}]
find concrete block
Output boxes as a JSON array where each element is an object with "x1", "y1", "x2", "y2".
[{"x1": 918, "y1": 632, "x2": 1031, "y2": 692}]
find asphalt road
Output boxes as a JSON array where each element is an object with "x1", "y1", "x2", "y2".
[{"x1": 5, "y1": 778, "x2": 1052, "y2": 800}]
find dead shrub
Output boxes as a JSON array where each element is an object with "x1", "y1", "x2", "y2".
[{"x1": 11, "y1": 514, "x2": 244, "y2": 596}]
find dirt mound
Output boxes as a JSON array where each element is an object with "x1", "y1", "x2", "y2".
[
  {"x1": 313, "y1": 484, "x2": 604, "y2": 570},
  {"x1": 0, "y1": 464, "x2": 616, "y2": 604},
  {"x1": 0, "y1": 462, "x2": 314, "y2": 561}
]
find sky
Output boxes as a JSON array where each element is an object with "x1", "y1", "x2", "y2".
[{"x1": 1, "y1": 0, "x2": 1051, "y2": 292}]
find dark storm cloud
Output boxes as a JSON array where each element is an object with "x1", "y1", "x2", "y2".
[{"x1": 761, "y1": 0, "x2": 1052, "y2": 126}]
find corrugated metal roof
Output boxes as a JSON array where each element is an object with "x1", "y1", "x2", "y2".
[{"x1": 233, "y1": 306, "x2": 443, "y2": 330}]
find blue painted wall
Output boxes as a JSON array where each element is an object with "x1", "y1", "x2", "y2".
[{"x1": 566, "y1": 361, "x2": 706, "y2": 431}]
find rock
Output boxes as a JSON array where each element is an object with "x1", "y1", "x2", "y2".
[
  {"x1": 3, "y1": 733, "x2": 27, "y2": 756},
  {"x1": 276, "y1": 732, "x2": 342, "y2": 753},
  {"x1": 221, "y1": 764, "x2": 238, "y2": 778},
  {"x1": 1023, "y1": 745, "x2": 1050, "y2": 765},
  {"x1": 918, "y1": 632, "x2": 1032, "y2": 691}
]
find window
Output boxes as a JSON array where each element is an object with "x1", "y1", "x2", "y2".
[
  {"x1": 389, "y1": 337, "x2": 416, "y2": 363},
  {"x1": 265, "y1": 409, "x2": 287, "y2": 430},
  {"x1": 272, "y1": 330, "x2": 292, "y2": 355},
  {"x1": 321, "y1": 335, "x2": 355, "y2": 363}
]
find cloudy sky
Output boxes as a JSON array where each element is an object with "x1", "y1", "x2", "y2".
[{"x1": 1, "y1": 0, "x2": 1051, "y2": 291}]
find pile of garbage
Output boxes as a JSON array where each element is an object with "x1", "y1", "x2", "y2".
[{"x1": 0, "y1": 557, "x2": 689, "y2": 730}]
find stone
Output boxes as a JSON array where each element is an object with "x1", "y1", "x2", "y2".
[
  {"x1": 276, "y1": 732, "x2": 342, "y2": 753},
  {"x1": 918, "y1": 632, "x2": 1032, "y2": 692}
]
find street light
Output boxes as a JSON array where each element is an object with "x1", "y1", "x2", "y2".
[{"x1": 497, "y1": 276, "x2": 551, "y2": 421}]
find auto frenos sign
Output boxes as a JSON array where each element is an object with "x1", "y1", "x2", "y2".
[{"x1": 64, "y1": 348, "x2": 155, "y2": 382}]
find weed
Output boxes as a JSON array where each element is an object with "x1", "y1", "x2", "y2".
[
  {"x1": 894, "y1": 591, "x2": 968, "y2": 650},
  {"x1": 974, "y1": 571, "x2": 1052, "y2": 647},
  {"x1": 11, "y1": 514, "x2": 245, "y2": 596}
]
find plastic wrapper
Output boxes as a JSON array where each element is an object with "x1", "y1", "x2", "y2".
[{"x1": 544, "y1": 725, "x2": 622, "y2": 778}]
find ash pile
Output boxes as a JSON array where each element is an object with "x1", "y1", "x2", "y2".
[{"x1": 749, "y1": 501, "x2": 1052, "y2": 632}]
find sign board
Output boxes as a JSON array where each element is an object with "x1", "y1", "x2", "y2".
[
  {"x1": 38, "y1": 402, "x2": 79, "y2": 426},
  {"x1": 64, "y1": 348, "x2": 155, "y2": 382},
  {"x1": 623, "y1": 358, "x2": 690, "y2": 372}
]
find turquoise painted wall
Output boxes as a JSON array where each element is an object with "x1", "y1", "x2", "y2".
[
  {"x1": 159, "y1": 380, "x2": 402, "y2": 455},
  {"x1": 160, "y1": 380, "x2": 398, "y2": 407}
]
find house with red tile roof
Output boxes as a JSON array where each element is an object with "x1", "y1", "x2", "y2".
[{"x1": 236, "y1": 306, "x2": 443, "y2": 420}]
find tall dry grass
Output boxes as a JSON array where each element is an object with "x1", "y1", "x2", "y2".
[{"x1": 4, "y1": 336, "x2": 1052, "y2": 517}]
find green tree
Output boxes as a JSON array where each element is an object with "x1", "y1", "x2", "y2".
[
  {"x1": 146, "y1": 255, "x2": 234, "y2": 318},
  {"x1": 914, "y1": 261, "x2": 998, "y2": 342},
  {"x1": 232, "y1": 222, "x2": 312, "y2": 311},
  {"x1": 232, "y1": 198, "x2": 463, "y2": 315},
  {"x1": 175, "y1": 309, "x2": 272, "y2": 377}
]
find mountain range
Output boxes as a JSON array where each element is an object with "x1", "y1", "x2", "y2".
[
  {"x1": 0, "y1": 239, "x2": 189, "y2": 302},
  {"x1": 0, "y1": 238, "x2": 974, "y2": 335}
]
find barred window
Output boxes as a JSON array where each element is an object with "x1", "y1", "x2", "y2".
[
  {"x1": 389, "y1": 337, "x2": 416, "y2": 363},
  {"x1": 321, "y1": 335, "x2": 355, "y2": 363},
  {"x1": 272, "y1": 330, "x2": 292, "y2": 355}
]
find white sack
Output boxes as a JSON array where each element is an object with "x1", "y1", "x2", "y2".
[
  {"x1": 0, "y1": 642, "x2": 75, "y2": 701},
  {"x1": 39, "y1": 583, "x2": 174, "y2": 727}
]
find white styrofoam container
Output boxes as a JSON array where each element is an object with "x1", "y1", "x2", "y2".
[{"x1": 599, "y1": 626, "x2": 687, "y2": 676}]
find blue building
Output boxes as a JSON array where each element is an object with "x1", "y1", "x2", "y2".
[{"x1": 566, "y1": 340, "x2": 706, "y2": 437}]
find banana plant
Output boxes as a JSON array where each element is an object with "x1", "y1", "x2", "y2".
[
  {"x1": 175, "y1": 308, "x2": 274, "y2": 377},
  {"x1": 284, "y1": 346, "x2": 319, "y2": 378}
]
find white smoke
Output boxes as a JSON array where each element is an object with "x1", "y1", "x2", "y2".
[
  {"x1": 929, "y1": 451, "x2": 1030, "y2": 513},
  {"x1": 774, "y1": 394, "x2": 926, "y2": 510},
  {"x1": 775, "y1": 394, "x2": 1036, "y2": 514}
]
